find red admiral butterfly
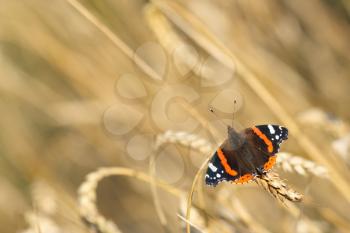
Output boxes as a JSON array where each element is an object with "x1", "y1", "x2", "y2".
[{"x1": 205, "y1": 124, "x2": 288, "y2": 186}]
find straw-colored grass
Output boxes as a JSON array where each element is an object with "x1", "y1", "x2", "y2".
[{"x1": 1, "y1": 0, "x2": 350, "y2": 233}]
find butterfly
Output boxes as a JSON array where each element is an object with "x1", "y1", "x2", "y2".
[{"x1": 205, "y1": 124, "x2": 288, "y2": 186}]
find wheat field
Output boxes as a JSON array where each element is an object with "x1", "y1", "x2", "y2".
[{"x1": 1, "y1": 1, "x2": 350, "y2": 233}]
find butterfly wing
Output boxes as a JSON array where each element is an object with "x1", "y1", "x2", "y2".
[
  {"x1": 205, "y1": 149, "x2": 239, "y2": 186},
  {"x1": 251, "y1": 125, "x2": 288, "y2": 154},
  {"x1": 206, "y1": 125, "x2": 288, "y2": 186},
  {"x1": 245, "y1": 124, "x2": 288, "y2": 172},
  {"x1": 205, "y1": 142, "x2": 256, "y2": 186}
]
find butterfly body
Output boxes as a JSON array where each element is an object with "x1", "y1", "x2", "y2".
[{"x1": 205, "y1": 125, "x2": 288, "y2": 186}]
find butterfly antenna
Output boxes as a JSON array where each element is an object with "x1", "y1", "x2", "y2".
[
  {"x1": 232, "y1": 99, "x2": 237, "y2": 127},
  {"x1": 208, "y1": 105, "x2": 227, "y2": 128}
]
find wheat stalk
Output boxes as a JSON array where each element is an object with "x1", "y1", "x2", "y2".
[
  {"x1": 149, "y1": 153, "x2": 168, "y2": 228},
  {"x1": 65, "y1": 0, "x2": 162, "y2": 81},
  {"x1": 177, "y1": 214, "x2": 206, "y2": 233},
  {"x1": 144, "y1": 4, "x2": 201, "y2": 78},
  {"x1": 178, "y1": 195, "x2": 207, "y2": 233}
]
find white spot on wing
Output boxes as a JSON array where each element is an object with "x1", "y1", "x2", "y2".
[
  {"x1": 268, "y1": 125, "x2": 275, "y2": 134},
  {"x1": 275, "y1": 135, "x2": 279, "y2": 140},
  {"x1": 216, "y1": 173, "x2": 221, "y2": 178},
  {"x1": 208, "y1": 163, "x2": 217, "y2": 172}
]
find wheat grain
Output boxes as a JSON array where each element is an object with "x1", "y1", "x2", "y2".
[
  {"x1": 256, "y1": 172, "x2": 303, "y2": 202},
  {"x1": 155, "y1": 130, "x2": 213, "y2": 154},
  {"x1": 277, "y1": 152, "x2": 328, "y2": 177},
  {"x1": 78, "y1": 169, "x2": 122, "y2": 233}
]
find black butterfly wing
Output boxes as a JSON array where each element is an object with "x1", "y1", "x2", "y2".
[
  {"x1": 251, "y1": 125, "x2": 288, "y2": 154},
  {"x1": 205, "y1": 149, "x2": 238, "y2": 186},
  {"x1": 205, "y1": 141, "x2": 256, "y2": 186},
  {"x1": 243, "y1": 125, "x2": 288, "y2": 173}
]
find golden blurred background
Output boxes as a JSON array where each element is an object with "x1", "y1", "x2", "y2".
[{"x1": 1, "y1": 0, "x2": 350, "y2": 232}]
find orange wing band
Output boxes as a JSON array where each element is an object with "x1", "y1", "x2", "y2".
[
  {"x1": 217, "y1": 148, "x2": 238, "y2": 176},
  {"x1": 263, "y1": 155, "x2": 276, "y2": 171},
  {"x1": 234, "y1": 173, "x2": 254, "y2": 184},
  {"x1": 252, "y1": 126, "x2": 274, "y2": 153}
]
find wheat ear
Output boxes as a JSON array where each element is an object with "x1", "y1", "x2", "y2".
[
  {"x1": 256, "y1": 172, "x2": 303, "y2": 202},
  {"x1": 277, "y1": 152, "x2": 328, "y2": 177},
  {"x1": 78, "y1": 167, "x2": 182, "y2": 233}
]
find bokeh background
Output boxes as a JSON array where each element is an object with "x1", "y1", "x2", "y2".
[{"x1": 1, "y1": 0, "x2": 350, "y2": 232}]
